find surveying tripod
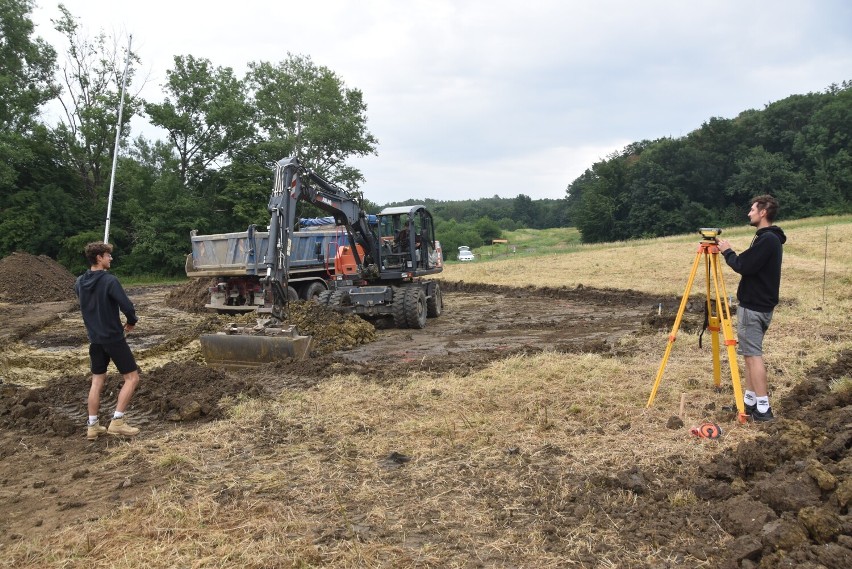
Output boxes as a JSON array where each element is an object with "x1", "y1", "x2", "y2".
[{"x1": 647, "y1": 229, "x2": 748, "y2": 423}]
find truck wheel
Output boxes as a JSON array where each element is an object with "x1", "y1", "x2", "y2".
[
  {"x1": 302, "y1": 281, "x2": 327, "y2": 301},
  {"x1": 427, "y1": 283, "x2": 442, "y2": 318},
  {"x1": 317, "y1": 290, "x2": 333, "y2": 305},
  {"x1": 404, "y1": 287, "x2": 428, "y2": 329},
  {"x1": 392, "y1": 287, "x2": 408, "y2": 328},
  {"x1": 287, "y1": 286, "x2": 299, "y2": 301}
]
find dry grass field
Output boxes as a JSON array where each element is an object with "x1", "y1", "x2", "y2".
[{"x1": 1, "y1": 215, "x2": 850, "y2": 568}]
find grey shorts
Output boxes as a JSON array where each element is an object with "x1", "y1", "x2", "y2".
[{"x1": 736, "y1": 306, "x2": 773, "y2": 357}]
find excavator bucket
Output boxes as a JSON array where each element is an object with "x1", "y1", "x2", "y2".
[{"x1": 200, "y1": 325, "x2": 312, "y2": 369}]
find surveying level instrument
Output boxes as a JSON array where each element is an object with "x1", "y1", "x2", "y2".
[{"x1": 647, "y1": 228, "x2": 749, "y2": 423}]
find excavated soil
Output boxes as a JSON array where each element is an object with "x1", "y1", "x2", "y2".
[
  {"x1": 0, "y1": 252, "x2": 77, "y2": 303},
  {"x1": 0, "y1": 268, "x2": 850, "y2": 566}
]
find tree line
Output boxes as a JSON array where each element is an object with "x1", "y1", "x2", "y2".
[
  {"x1": 1, "y1": 1, "x2": 381, "y2": 275},
  {"x1": 2, "y1": 1, "x2": 850, "y2": 276},
  {"x1": 565, "y1": 83, "x2": 852, "y2": 242}
]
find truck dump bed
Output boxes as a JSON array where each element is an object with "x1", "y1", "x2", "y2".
[{"x1": 185, "y1": 228, "x2": 342, "y2": 278}]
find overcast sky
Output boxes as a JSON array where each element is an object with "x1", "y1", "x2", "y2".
[{"x1": 31, "y1": 1, "x2": 852, "y2": 205}]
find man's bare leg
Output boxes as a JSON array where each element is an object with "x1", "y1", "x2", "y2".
[
  {"x1": 115, "y1": 369, "x2": 140, "y2": 413},
  {"x1": 88, "y1": 373, "x2": 107, "y2": 416},
  {"x1": 744, "y1": 355, "x2": 767, "y2": 397}
]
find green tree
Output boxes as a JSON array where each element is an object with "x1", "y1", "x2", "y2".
[
  {"x1": 473, "y1": 216, "x2": 502, "y2": 241},
  {"x1": 511, "y1": 194, "x2": 537, "y2": 228},
  {"x1": 144, "y1": 55, "x2": 255, "y2": 187},
  {"x1": 795, "y1": 82, "x2": 852, "y2": 209},
  {"x1": 0, "y1": 0, "x2": 58, "y2": 194},
  {"x1": 51, "y1": 4, "x2": 141, "y2": 203},
  {"x1": 0, "y1": 0, "x2": 57, "y2": 132},
  {"x1": 569, "y1": 149, "x2": 634, "y2": 242},
  {"x1": 726, "y1": 147, "x2": 808, "y2": 219},
  {"x1": 248, "y1": 54, "x2": 378, "y2": 189},
  {"x1": 435, "y1": 219, "x2": 483, "y2": 260},
  {"x1": 0, "y1": 128, "x2": 86, "y2": 258}
]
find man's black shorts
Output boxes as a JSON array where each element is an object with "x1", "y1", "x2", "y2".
[{"x1": 89, "y1": 339, "x2": 138, "y2": 375}]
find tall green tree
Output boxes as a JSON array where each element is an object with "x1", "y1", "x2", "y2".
[
  {"x1": 51, "y1": 4, "x2": 141, "y2": 203},
  {"x1": 0, "y1": 0, "x2": 57, "y2": 133},
  {"x1": 248, "y1": 53, "x2": 378, "y2": 189},
  {"x1": 0, "y1": 1, "x2": 83, "y2": 259},
  {"x1": 0, "y1": 0, "x2": 57, "y2": 186},
  {"x1": 144, "y1": 55, "x2": 255, "y2": 187}
]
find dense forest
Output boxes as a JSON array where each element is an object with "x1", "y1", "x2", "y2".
[
  {"x1": 2, "y1": 1, "x2": 850, "y2": 275},
  {"x1": 565, "y1": 83, "x2": 852, "y2": 242}
]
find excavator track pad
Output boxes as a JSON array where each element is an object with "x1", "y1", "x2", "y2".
[{"x1": 200, "y1": 324, "x2": 312, "y2": 369}]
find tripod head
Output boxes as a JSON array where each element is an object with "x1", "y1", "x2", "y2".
[{"x1": 698, "y1": 227, "x2": 722, "y2": 242}]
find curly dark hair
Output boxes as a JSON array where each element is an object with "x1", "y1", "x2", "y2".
[{"x1": 84, "y1": 242, "x2": 113, "y2": 266}]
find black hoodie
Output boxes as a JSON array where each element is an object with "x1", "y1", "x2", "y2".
[
  {"x1": 721, "y1": 225, "x2": 787, "y2": 312},
  {"x1": 74, "y1": 270, "x2": 138, "y2": 344}
]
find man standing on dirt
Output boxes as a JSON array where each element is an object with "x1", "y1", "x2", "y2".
[
  {"x1": 75, "y1": 242, "x2": 141, "y2": 439},
  {"x1": 717, "y1": 195, "x2": 786, "y2": 422}
]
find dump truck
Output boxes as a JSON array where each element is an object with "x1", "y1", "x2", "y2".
[
  {"x1": 199, "y1": 157, "x2": 444, "y2": 368},
  {"x1": 185, "y1": 224, "x2": 342, "y2": 312}
]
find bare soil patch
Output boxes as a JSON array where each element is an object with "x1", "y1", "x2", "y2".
[{"x1": 1, "y1": 276, "x2": 849, "y2": 566}]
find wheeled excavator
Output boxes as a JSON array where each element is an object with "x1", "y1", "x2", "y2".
[{"x1": 200, "y1": 157, "x2": 444, "y2": 368}]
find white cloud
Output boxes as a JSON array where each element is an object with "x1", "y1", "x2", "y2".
[{"x1": 30, "y1": 0, "x2": 852, "y2": 204}]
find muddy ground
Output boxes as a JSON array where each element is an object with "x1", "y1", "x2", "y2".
[{"x1": 0, "y1": 267, "x2": 850, "y2": 567}]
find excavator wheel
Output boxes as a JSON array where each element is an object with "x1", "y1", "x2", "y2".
[
  {"x1": 317, "y1": 290, "x2": 333, "y2": 305},
  {"x1": 327, "y1": 290, "x2": 351, "y2": 312},
  {"x1": 404, "y1": 287, "x2": 428, "y2": 329},
  {"x1": 427, "y1": 283, "x2": 442, "y2": 318},
  {"x1": 392, "y1": 287, "x2": 408, "y2": 328}
]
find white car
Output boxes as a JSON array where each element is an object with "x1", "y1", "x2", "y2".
[{"x1": 457, "y1": 246, "x2": 475, "y2": 262}]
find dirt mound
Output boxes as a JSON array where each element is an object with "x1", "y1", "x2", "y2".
[
  {"x1": 0, "y1": 361, "x2": 268, "y2": 437},
  {"x1": 288, "y1": 300, "x2": 376, "y2": 355},
  {"x1": 0, "y1": 252, "x2": 77, "y2": 303},
  {"x1": 164, "y1": 278, "x2": 214, "y2": 313},
  {"x1": 690, "y1": 350, "x2": 852, "y2": 567},
  {"x1": 163, "y1": 282, "x2": 376, "y2": 355}
]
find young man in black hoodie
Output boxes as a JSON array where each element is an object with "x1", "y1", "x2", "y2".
[
  {"x1": 75, "y1": 242, "x2": 141, "y2": 439},
  {"x1": 717, "y1": 195, "x2": 786, "y2": 421}
]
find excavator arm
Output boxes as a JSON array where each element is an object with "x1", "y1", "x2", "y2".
[{"x1": 264, "y1": 157, "x2": 378, "y2": 320}]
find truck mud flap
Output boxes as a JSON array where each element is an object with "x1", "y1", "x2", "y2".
[{"x1": 200, "y1": 331, "x2": 312, "y2": 369}]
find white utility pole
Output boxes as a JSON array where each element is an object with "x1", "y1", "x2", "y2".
[{"x1": 104, "y1": 34, "x2": 132, "y2": 244}]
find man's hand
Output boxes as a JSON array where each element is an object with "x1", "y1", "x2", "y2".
[
  {"x1": 717, "y1": 238, "x2": 732, "y2": 253},
  {"x1": 124, "y1": 323, "x2": 135, "y2": 333}
]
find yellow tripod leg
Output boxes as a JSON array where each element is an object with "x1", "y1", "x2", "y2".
[
  {"x1": 647, "y1": 249, "x2": 702, "y2": 407},
  {"x1": 703, "y1": 251, "x2": 722, "y2": 389},
  {"x1": 710, "y1": 252, "x2": 747, "y2": 422},
  {"x1": 709, "y1": 314, "x2": 722, "y2": 388}
]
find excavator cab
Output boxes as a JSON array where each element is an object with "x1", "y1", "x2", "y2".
[{"x1": 376, "y1": 205, "x2": 439, "y2": 274}]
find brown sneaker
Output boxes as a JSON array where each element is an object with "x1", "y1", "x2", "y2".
[
  {"x1": 107, "y1": 418, "x2": 140, "y2": 437},
  {"x1": 86, "y1": 420, "x2": 107, "y2": 440}
]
